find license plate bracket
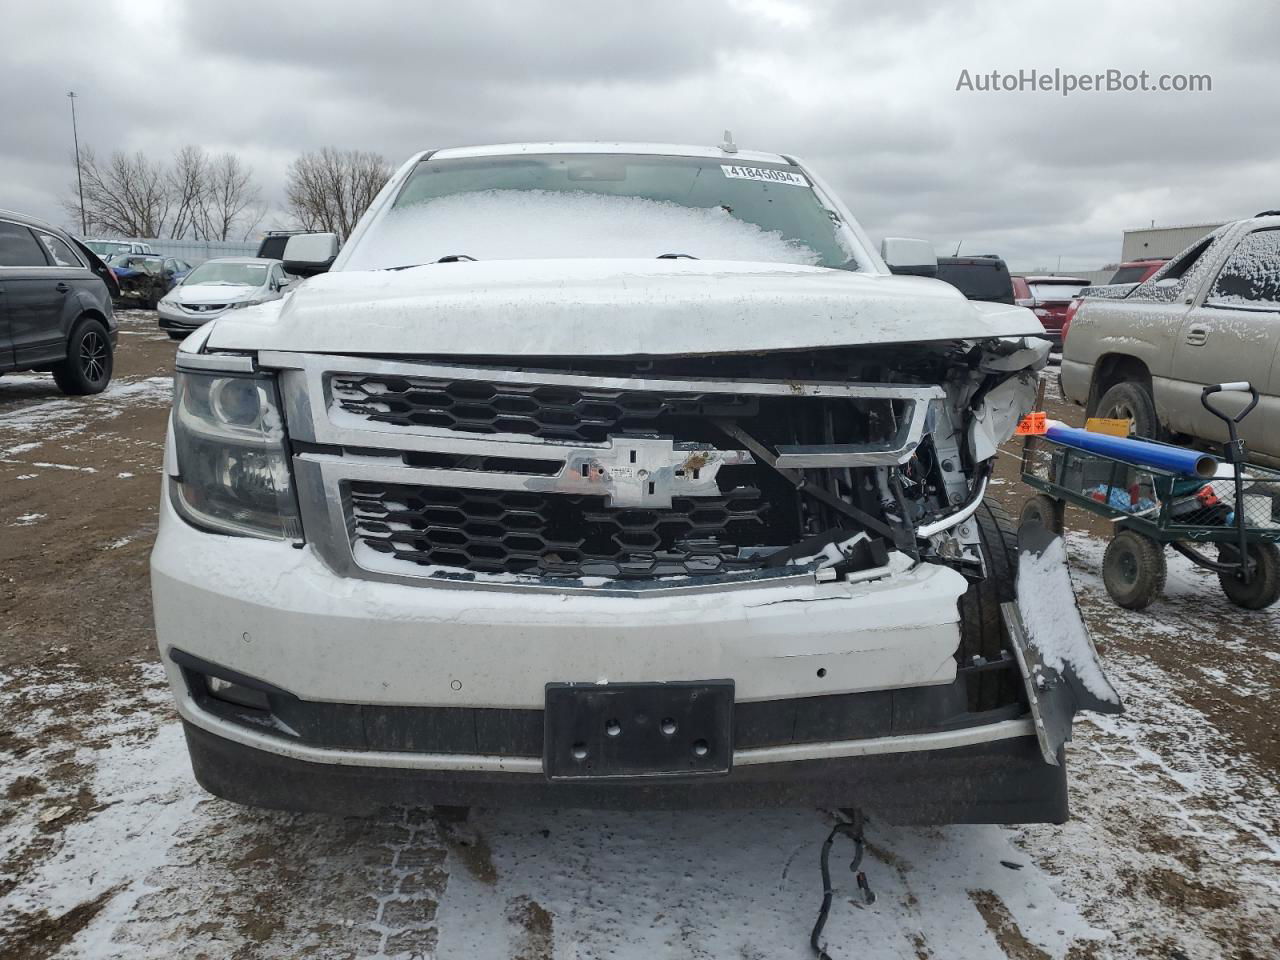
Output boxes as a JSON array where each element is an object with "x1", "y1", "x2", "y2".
[{"x1": 544, "y1": 680, "x2": 734, "y2": 781}]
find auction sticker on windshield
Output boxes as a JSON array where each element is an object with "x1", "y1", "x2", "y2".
[{"x1": 720, "y1": 164, "x2": 809, "y2": 186}]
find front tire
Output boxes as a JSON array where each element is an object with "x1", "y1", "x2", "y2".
[
  {"x1": 1103, "y1": 530, "x2": 1166, "y2": 610},
  {"x1": 1019, "y1": 494, "x2": 1065, "y2": 535},
  {"x1": 1096, "y1": 381, "x2": 1160, "y2": 441},
  {"x1": 957, "y1": 501, "x2": 1021, "y2": 712},
  {"x1": 51, "y1": 317, "x2": 113, "y2": 395},
  {"x1": 1218, "y1": 542, "x2": 1280, "y2": 610}
]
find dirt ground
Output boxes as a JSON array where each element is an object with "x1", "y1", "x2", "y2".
[{"x1": 1, "y1": 312, "x2": 1276, "y2": 959}]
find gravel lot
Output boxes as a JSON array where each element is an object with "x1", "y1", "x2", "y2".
[{"x1": 1, "y1": 311, "x2": 1277, "y2": 959}]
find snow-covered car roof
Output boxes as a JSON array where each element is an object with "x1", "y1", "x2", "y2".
[{"x1": 425, "y1": 141, "x2": 793, "y2": 165}]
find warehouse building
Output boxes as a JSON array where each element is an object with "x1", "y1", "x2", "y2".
[{"x1": 1121, "y1": 221, "x2": 1224, "y2": 262}]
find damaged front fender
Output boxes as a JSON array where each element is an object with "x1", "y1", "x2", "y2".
[{"x1": 1003, "y1": 523, "x2": 1122, "y2": 766}]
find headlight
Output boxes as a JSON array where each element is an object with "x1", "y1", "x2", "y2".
[
  {"x1": 169, "y1": 367, "x2": 301, "y2": 540},
  {"x1": 231, "y1": 299, "x2": 261, "y2": 310}
]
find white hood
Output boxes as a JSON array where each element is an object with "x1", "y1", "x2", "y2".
[{"x1": 204, "y1": 259, "x2": 1044, "y2": 357}]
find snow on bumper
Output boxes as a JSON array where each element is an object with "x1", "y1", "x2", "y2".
[{"x1": 1006, "y1": 523, "x2": 1123, "y2": 765}]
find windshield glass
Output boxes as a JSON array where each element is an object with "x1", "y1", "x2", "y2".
[
  {"x1": 935, "y1": 260, "x2": 1014, "y2": 303},
  {"x1": 345, "y1": 153, "x2": 860, "y2": 270},
  {"x1": 183, "y1": 261, "x2": 269, "y2": 286},
  {"x1": 90, "y1": 241, "x2": 131, "y2": 258},
  {"x1": 1028, "y1": 281, "x2": 1087, "y2": 301}
]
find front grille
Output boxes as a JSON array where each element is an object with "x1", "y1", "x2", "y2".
[
  {"x1": 296, "y1": 358, "x2": 943, "y2": 586},
  {"x1": 181, "y1": 303, "x2": 228, "y2": 314},
  {"x1": 331, "y1": 373, "x2": 757, "y2": 443},
  {"x1": 349, "y1": 481, "x2": 779, "y2": 579}
]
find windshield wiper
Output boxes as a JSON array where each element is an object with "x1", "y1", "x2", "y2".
[
  {"x1": 385, "y1": 254, "x2": 478, "y2": 271},
  {"x1": 657, "y1": 253, "x2": 698, "y2": 259}
]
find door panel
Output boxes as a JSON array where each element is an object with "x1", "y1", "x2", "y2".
[
  {"x1": 0, "y1": 286, "x2": 15, "y2": 369},
  {"x1": 0, "y1": 221, "x2": 65, "y2": 368},
  {"x1": 1172, "y1": 228, "x2": 1280, "y2": 458}
]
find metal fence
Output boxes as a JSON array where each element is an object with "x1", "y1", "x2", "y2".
[{"x1": 141, "y1": 239, "x2": 259, "y2": 264}]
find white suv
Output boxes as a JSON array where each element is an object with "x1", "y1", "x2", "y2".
[{"x1": 151, "y1": 142, "x2": 1116, "y2": 823}]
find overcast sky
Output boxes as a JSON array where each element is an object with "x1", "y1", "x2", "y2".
[{"x1": 3, "y1": 0, "x2": 1276, "y2": 269}]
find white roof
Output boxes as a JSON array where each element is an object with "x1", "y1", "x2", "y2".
[
  {"x1": 426, "y1": 141, "x2": 792, "y2": 165},
  {"x1": 1122, "y1": 221, "x2": 1226, "y2": 235}
]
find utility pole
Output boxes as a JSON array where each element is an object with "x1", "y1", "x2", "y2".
[{"x1": 68, "y1": 91, "x2": 86, "y2": 235}]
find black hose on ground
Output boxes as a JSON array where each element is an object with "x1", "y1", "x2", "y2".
[{"x1": 810, "y1": 809, "x2": 876, "y2": 959}]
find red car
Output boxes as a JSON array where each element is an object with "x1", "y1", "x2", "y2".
[
  {"x1": 1012, "y1": 275, "x2": 1091, "y2": 347},
  {"x1": 1107, "y1": 259, "x2": 1168, "y2": 284}
]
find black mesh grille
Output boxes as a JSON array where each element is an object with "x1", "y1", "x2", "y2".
[
  {"x1": 349, "y1": 481, "x2": 780, "y2": 579},
  {"x1": 331, "y1": 374, "x2": 758, "y2": 443}
]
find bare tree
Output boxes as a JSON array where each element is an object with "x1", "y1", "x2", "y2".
[
  {"x1": 65, "y1": 144, "x2": 265, "y2": 241},
  {"x1": 66, "y1": 147, "x2": 171, "y2": 238},
  {"x1": 167, "y1": 145, "x2": 209, "y2": 239},
  {"x1": 285, "y1": 148, "x2": 392, "y2": 236},
  {"x1": 200, "y1": 153, "x2": 263, "y2": 241}
]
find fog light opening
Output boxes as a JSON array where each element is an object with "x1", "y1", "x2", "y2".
[{"x1": 207, "y1": 676, "x2": 271, "y2": 711}]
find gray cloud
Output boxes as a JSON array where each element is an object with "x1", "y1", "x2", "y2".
[{"x1": 2, "y1": 0, "x2": 1276, "y2": 270}]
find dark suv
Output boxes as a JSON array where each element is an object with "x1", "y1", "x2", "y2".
[
  {"x1": 935, "y1": 255, "x2": 1015, "y2": 304},
  {"x1": 0, "y1": 209, "x2": 117, "y2": 394}
]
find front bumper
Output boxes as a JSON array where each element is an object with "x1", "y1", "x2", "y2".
[
  {"x1": 182, "y1": 718, "x2": 1066, "y2": 823},
  {"x1": 157, "y1": 303, "x2": 220, "y2": 331},
  {"x1": 150, "y1": 488, "x2": 1072, "y2": 822}
]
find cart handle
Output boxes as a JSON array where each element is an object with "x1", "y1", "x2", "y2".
[{"x1": 1201, "y1": 381, "x2": 1259, "y2": 424}]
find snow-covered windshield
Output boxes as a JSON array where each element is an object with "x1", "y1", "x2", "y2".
[
  {"x1": 346, "y1": 153, "x2": 861, "y2": 270},
  {"x1": 183, "y1": 261, "x2": 268, "y2": 287}
]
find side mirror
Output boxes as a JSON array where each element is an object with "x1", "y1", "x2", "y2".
[
  {"x1": 283, "y1": 233, "x2": 340, "y2": 277},
  {"x1": 880, "y1": 237, "x2": 938, "y2": 277},
  {"x1": 277, "y1": 277, "x2": 292, "y2": 290}
]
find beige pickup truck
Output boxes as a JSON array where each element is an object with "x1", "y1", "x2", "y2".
[{"x1": 1061, "y1": 213, "x2": 1280, "y2": 466}]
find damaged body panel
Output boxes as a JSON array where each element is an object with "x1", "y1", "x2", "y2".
[
  {"x1": 151, "y1": 141, "x2": 1114, "y2": 824},
  {"x1": 1005, "y1": 524, "x2": 1123, "y2": 765}
]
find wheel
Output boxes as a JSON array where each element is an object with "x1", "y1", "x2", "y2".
[
  {"x1": 957, "y1": 500, "x2": 1022, "y2": 712},
  {"x1": 51, "y1": 317, "x2": 113, "y2": 395},
  {"x1": 1217, "y1": 542, "x2": 1280, "y2": 609},
  {"x1": 1096, "y1": 381, "x2": 1161, "y2": 441},
  {"x1": 1019, "y1": 494, "x2": 1065, "y2": 535},
  {"x1": 1102, "y1": 530, "x2": 1166, "y2": 610}
]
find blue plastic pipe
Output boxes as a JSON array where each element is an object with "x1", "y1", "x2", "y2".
[{"x1": 1045, "y1": 423, "x2": 1218, "y2": 479}]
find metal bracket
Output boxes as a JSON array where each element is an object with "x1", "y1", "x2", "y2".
[{"x1": 557, "y1": 438, "x2": 753, "y2": 508}]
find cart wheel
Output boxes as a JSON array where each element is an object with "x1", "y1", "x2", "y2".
[
  {"x1": 1103, "y1": 530, "x2": 1167, "y2": 610},
  {"x1": 1019, "y1": 494, "x2": 1065, "y2": 535},
  {"x1": 1217, "y1": 542, "x2": 1280, "y2": 610}
]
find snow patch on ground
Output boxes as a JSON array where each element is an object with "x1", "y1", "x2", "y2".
[{"x1": 2, "y1": 530, "x2": 1276, "y2": 959}]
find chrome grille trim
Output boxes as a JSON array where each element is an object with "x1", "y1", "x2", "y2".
[{"x1": 267, "y1": 351, "x2": 943, "y2": 456}]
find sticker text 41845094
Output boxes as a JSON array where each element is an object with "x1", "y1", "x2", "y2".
[{"x1": 720, "y1": 164, "x2": 809, "y2": 187}]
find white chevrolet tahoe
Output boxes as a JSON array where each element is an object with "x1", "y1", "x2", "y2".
[{"x1": 151, "y1": 142, "x2": 1118, "y2": 824}]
